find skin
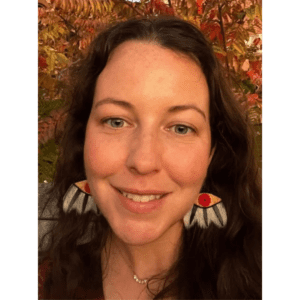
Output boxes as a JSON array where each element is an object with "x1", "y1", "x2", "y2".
[{"x1": 84, "y1": 41, "x2": 213, "y2": 298}]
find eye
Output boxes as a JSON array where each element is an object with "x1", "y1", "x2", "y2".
[
  {"x1": 170, "y1": 124, "x2": 195, "y2": 135},
  {"x1": 103, "y1": 118, "x2": 128, "y2": 128}
]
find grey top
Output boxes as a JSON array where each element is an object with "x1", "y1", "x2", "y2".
[{"x1": 38, "y1": 183, "x2": 58, "y2": 250}]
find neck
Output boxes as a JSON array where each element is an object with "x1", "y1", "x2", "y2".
[{"x1": 104, "y1": 222, "x2": 184, "y2": 281}]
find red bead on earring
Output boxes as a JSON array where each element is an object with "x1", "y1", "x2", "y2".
[
  {"x1": 198, "y1": 193, "x2": 211, "y2": 207},
  {"x1": 183, "y1": 193, "x2": 227, "y2": 229},
  {"x1": 63, "y1": 180, "x2": 99, "y2": 215}
]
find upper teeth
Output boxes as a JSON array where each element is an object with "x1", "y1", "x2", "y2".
[{"x1": 121, "y1": 191, "x2": 163, "y2": 202}]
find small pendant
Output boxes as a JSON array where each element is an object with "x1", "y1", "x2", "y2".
[{"x1": 133, "y1": 274, "x2": 147, "y2": 284}]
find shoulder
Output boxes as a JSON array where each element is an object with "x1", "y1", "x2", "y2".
[{"x1": 38, "y1": 256, "x2": 104, "y2": 300}]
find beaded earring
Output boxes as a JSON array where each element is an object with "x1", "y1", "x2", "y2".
[
  {"x1": 183, "y1": 193, "x2": 227, "y2": 229},
  {"x1": 63, "y1": 180, "x2": 100, "y2": 215}
]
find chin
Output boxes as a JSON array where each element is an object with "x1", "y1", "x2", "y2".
[
  {"x1": 110, "y1": 217, "x2": 183, "y2": 246},
  {"x1": 112, "y1": 221, "x2": 159, "y2": 245},
  {"x1": 117, "y1": 231, "x2": 157, "y2": 246}
]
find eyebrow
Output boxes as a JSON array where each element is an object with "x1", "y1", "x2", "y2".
[
  {"x1": 168, "y1": 105, "x2": 206, "y2": 121},
  {"x1": 95, "y1": 98, "x2": 206, "y2": 121},
  {"x1": 95, "y1": 98, "x2": 134, "y2": 110}
]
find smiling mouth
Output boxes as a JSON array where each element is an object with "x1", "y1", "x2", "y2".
[{"x1": 116, "y1": 188, "x2": 167, "y2": 203}]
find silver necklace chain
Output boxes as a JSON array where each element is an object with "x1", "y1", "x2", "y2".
[
  {"x1": 133, "y1": 274, "x2": 148, "y2": 284},
  {"x1": 117, "y1": 247, "x2": 149, "y2": 285}
]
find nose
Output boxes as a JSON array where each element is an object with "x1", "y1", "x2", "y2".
[{"x1": 126, "y1": 128, "x2": 162, "y2": 175}]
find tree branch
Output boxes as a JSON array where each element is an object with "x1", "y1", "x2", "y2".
[
  {"x1": 57, "y1": 14, "x2": 78, "y2": 34},
  {"x1": 218, "y1": 3, "x2": 230, "y2": 76},
  {"x1": 115, "y1": 0, "x2": 144, "y2": 16}
]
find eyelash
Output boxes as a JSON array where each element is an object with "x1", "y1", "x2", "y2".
[
  {"x1": 101, "y1": 118, "x2": 196, "y2": 135},
  {"x1": 101, "y1": 118, "x2": 129, "y2": 128},
  {"x1": 169, "y1": 124, "x2": 196, "y2": 135}
]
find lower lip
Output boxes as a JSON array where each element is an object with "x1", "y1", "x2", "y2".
[{"x1": 115, "y1": 189, "x2": 167, "y2": 214}]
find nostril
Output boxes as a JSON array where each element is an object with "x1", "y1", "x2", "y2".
[
  {"x1": 125, "y1": 135, "x2": 162, "y2": 175},
  {"x1": 126, "y1": 155, "x2": 161, "y2": 175}
]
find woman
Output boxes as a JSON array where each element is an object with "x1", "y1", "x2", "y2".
[{"x1": 39, "y1": 16, "x2": 262, "y2": 299}]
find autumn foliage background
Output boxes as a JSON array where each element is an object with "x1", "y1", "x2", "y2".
[{"x1": 38, "y1": 0, "x2": 262, "y2": 183}]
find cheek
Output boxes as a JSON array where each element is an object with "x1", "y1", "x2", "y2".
[
  {"x1": 163, "y1": 144, "x2": 211, "y2": 186},
  {"x1": 83, "y1": 129, "x2": 126, "y2": 178}
]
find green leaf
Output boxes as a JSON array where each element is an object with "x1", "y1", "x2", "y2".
[
  {"x1": 232, "y1": 42, "x2": 244, "y2": 54},
  {"x1": 245, "y1": 5, "x2": 256, "y2": 20},
  {"x1": 254, "y1": 124, "x2": 262, "y2": 168},
  {"x1": 38, "y1": 139, "x2": 59, "y2": 183},
  {"x1": 236, "y1": 11, "x2": 246, "y2": 20},
  {"x1": 38, "y1": 98, "x2": 65, "y2": 119},
  {"x1": 103, "y1": 1, "x2": 108, "y2": 12},
  {"x1": 46, "y1": 52, "x2": 56, "y2": 73},
  {"x1": 248, "y1": 106, "x2": 262, "y2": 124},
  {"x1": 255, "y1": 4, "x2": 262, "y2": 20},
  {"x1": 213, "y1": 45, "x2": 227, "y2": 55},
  {"x1": 241, "y1": 79, "x2": 257, "y2": 94},
  {"x1": 57, "y1": 26, "x2": 67, "y2": 35},
  {"x1": 56, "y1": 53, "x2": 69, "y2": 64}
]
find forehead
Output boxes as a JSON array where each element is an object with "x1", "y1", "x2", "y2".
[
  {"x1": 95, "y1": 41, "x2": 209, "y2": 111},
  {"x1": 108, "y1": 40, "x2": 199, "y2": 68}
]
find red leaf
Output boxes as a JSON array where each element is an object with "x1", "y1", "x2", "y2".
[
  {"x1": 201, "y1": 22, "x2": 221, "y2": 41},
  {"x1": 209, "y1": 9, "x2": 216, "y2": 19},
  {"x1": 151, "y1": 0, "x2": 174, "y2": 15},
  {"x1": 247, "y1": 93, "x2": 259, "y2": 106},
  {"x1": 215, "y1": 53, "x2": 225, "y2": 60},
  {"x1": 253, "y1": 38, "x2": 261, "y2": 46},
  {"x1": 250, "y1": 61, "x2": 262, "y2": 74},
  {"x1": 38, "y1": 56, "x2": 48, "y2": 70},
  {"x1": 86, "y1": 27, "x2": 94, "y2": 34},
  {"x1": 210, "y1": 24, "x2": 221, "y2": 41},
  {"x1": 200, "y1": 22, "x2": 207, "y2": 31},
  {"x1": 247, "y1": 70, "x2": 260, "y2": 82}
]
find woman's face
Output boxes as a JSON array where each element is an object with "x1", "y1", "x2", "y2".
[{"x1": 84, "y1": 41, "x2": 213, "y2": 245}]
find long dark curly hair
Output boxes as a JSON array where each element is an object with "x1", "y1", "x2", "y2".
[{"x1": 39, "y1": 16, "x2": 262, "y2": 299}]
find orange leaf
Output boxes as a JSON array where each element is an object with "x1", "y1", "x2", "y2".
[
  {"x1": 247, "y1": 69, "x2": 261, "y2": 82},
  {"x1": 250, "y1": 61, "x2": 262, "y2": 74},
  {"x1": 197, "y1": 0, "x2": 204, "y2": 14}
]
